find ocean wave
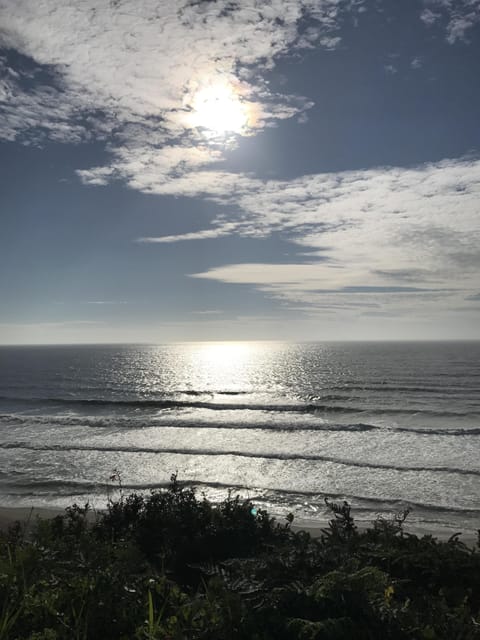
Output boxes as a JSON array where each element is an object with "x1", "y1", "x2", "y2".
[
  {"x1": 323, "y1": 384, "x2": 480, "y2": 394},
  {"x1": 0, "y1": 413, "x2": 378, "y2": 433},
  {"x1": 1, "y1": 412, "x2": 480, "y2": 436},
  {"x1": 398, "y1": 426, "x2": 480, "y2": 436},
  {"x1": 2, "y1": 478, "x2": 480, "y2": 516},
  {"x1": 0, "y1": 395, "x2": 478, "y2": 416},
  {"x1": 1, "y1": 441, "x2": 479, "y2": 477},
  {"x1": 180, "y1": 390, "x2": 250, "y2": 396}
]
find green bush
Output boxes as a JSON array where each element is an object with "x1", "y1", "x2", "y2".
[{"x1": 0, "y1": 476, "x2": 479, "y2": 639}]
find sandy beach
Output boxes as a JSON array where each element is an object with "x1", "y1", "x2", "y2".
[
  {"x1": 1, "y1": 505, "x2": 476, "y2": 548},
  {"x1": 0, "y1": 505, "x2": 98, "y2": 533},
  {"x1": 293, "y1": 517, "x2": 478, "y2": 547}
]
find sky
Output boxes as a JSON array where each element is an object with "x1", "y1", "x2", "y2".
[{"x1": 0, "y1": 0, "x2": 479, "y2": 344}]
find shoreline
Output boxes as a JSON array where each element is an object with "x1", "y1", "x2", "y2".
[
  {"x1": 293, "y1": 516, "x2": 478, "y2": 547},
  {"x1": 0, "y1": 506, "x2": 70, "y2": 532},
  {"x1": 1, "y1": 505, "x2": 477, "y2": 547}
]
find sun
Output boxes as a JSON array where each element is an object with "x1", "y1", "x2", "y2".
[{"x1": 187, "y1": 81, "x2": 250, "y2": 136}]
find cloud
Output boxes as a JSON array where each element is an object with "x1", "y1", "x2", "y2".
[
  {"x1": 1, "y1": 0, "x2": 478, "y2": 334},
  {"x1": 137, "y1": 221, "x2": 240, "y2": 243},
  {"x1": 191, "y1": 309, "x2": 224, "y2": 316},
  {"x1": 0, "y1": 0, "x2": 355, "y2": 168},
  {"x1": 122, "y1": 158, "x2": 480, "y2": 281},
  {"x1": 420, "y1": 7, "x2": 442, "y2": 26},
  {"x1": 76, "y1": 167, "x2": 115, "y2": 187},
  {"x1": 384, "y1": 64, "x2": 397, "y2": 74},
  {"x1": 0, "y1": 53, "x2": 93, "y2": 144},
  {"x1": 180, "y1": 156, "x2": 480, "y2": 316},
  {"x1": 421, "y1": 1, "x2": 480, "y2": 43},
  {"x1": 85, "y1": 301, "x2": 129, "y2": 305}
]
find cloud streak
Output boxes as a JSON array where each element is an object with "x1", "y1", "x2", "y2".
[{"x1": 179, "y1": 156, "x2": 480, "y2": 316}]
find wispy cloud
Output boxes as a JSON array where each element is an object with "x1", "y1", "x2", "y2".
[
  {"x1": 384, "y1": 64, "x2": 398, "y2": 74},
  {"x1": 137, "y1": 222, "x2": 240, "y2": 244},
  {"x1": 182, "y1": 156, "x2": 480, "y2": 316},
  {"x1": 421, "y1": 1, "x2": 480, "y2": 43},
  {"x1": 85, "y1": 301, "x2": 129, "y2": 305},
  {"x1": 191, "y1": 309, "x2": 224, "y2": 316}
]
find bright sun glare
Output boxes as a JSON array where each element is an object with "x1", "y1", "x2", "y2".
[
  {"x1": 189, "y1": 342, "x2": 256, "y2": 388},
  {"x1": 188, "y1": 82, "x2": 249, "y2": 135}
]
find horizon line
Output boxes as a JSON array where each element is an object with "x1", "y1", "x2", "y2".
[{"x1": 1, "y1": 338, "x2": 480, "y2": 348}]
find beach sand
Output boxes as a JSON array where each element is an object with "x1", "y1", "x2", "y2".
[
  {"x1": 0, "y1": 506, "x2": 99, "y2": 534},
  {"x1": 0, "y1": 506, "x2": 477, "y2": 548},
  {"x1": 292, "y1": 517, "x2": 478, "y2": 547},
  {"x1": 0, "y1": 506, "x2": 68, "y2": 532}
]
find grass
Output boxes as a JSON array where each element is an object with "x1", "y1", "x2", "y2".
[{"x1": 1, "y1": 474, "x2": 479, "y2": 639}]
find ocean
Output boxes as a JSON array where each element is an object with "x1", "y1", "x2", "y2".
[{"x1": 0, "y1": 341, "x2": 479, "y2": 536}]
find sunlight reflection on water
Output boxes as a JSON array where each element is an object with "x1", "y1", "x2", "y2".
[{"x1": 0, "y1": 341, "x2": 479, "y2": 533}]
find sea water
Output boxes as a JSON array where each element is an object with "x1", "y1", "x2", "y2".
[{"x1": 0, "y1": 342, "x2": 479, "y2": 535}]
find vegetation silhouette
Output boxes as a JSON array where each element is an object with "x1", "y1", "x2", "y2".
[{"x1": 1, "y1": 474, "x2": 479, "y2": 639}]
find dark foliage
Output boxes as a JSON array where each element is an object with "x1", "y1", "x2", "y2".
[{"x1": 1, "y1": 476, "x2": 479, "y2": 639}]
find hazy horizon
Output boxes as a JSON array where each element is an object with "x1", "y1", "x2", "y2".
[{"x1": 1, "y1": 338, "x2": 480, "y2": 348}]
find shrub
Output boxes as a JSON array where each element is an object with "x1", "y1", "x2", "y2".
[{"x1": 0, "y1": 477, "x2": 478, "y2": 639}]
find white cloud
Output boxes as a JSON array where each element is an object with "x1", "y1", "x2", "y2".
[
  {"x1": 384, "y1": 64, "x2": 397, "y2": 74},
  {"x1": 420, "y1": 7, "x2": 442, "y2": 26},
  {"x1": 76, "y1": 167, "x2": 115, "y2": 186},
  {"x1": 0, "y1": 0, "x2": 352, "y2": 165},
  {"x1": 0, "y1": 55, "x2": 92, "y2": 144},
  {"x1": 422, "y1": 1, "x2": 480, "y2": 43},
  {"x1": 191, "y1": 309, "x2": 224, "y2": 316},
  {"x1": 138, "y1": 221, "x2": 240, "y2": 244},
  {"x1": 85, "y1": 301, "x2": 129, "y2": 305},
  {"x1": 180, "y1": 156, "x2": 480, "y2": 317}
]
